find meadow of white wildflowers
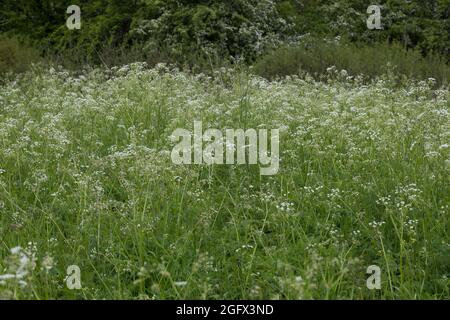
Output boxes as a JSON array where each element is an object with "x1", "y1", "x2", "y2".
[{"x1": 0, "y1": 63, "x2": 448, "y2": 299}]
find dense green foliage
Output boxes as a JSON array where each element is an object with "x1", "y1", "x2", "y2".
[
  {"x1": 280, "y1": 0, "x2": 450, "y2": 57},
  {"x1": 1, "y1": 0, "x2": 449, "y2": 66},
  {"x1": 1, "y1": 0, "x2": 291, "y2": 65}
]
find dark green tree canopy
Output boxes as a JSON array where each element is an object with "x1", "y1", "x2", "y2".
[{"x1": 1, "y1": 0, "x2": 448, "y2": 63}]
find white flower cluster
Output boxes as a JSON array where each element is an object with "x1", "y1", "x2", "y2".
[{"x1": 0, "y1": 244, "x2": 37, "y2": 288}]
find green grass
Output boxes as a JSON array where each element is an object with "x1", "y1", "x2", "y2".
[
  {"x1": 0, "y1": 63, "x2": 449, "y2": 299},
  {"x1": 254, "y1": 40, "x2": 450, "y2": 86},
  {"x1": 0, "y1": 37, "x2": 41, "y2": 79}
]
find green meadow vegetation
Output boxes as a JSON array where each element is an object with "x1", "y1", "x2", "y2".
[
  {"x1": 0, "y1": 64, "x2": 448, "y2": 299},
  {"x1": 254, "y1": 40, "x2": 450, "y2": 86},
  {"x1": 0, "y1": 0, "x2": 449, "y2": 300}
]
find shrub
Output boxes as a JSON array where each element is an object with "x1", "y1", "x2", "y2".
[
  {"x1": 253, "y1": 39, "x2": 450, "y2": 85},
  {"x1": 129, "y1": 0, "x2": 293, "y2": 64},
  {"x1": 0, "y1": 37, "x2": 41, "y2": 77}
]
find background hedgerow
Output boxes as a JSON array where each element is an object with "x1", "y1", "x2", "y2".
[
  {"x1": 1, "y1": 0, "x2": 449, "y2": 69},
  {"x1": 0, "y1": 64, "x2": 448, "y2": 299}
]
